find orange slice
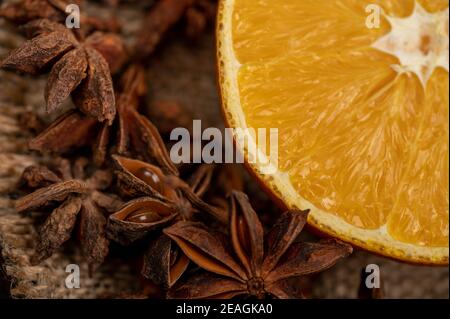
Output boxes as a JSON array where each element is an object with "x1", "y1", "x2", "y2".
[{"x1": 217, "y1": 0, "x2": 449, "y2": 264}]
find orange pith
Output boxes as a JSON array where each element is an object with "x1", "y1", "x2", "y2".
[{"x1": 218, "y1": 0, "x2": 449, "y2": 264}]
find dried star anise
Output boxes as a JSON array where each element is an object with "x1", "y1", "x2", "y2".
[
  {"x1": 111, "y1": 156, "x2": 226, "y2": 223},
  {"x1": 0, "y1": 19, "x2": 126, "y2": 123},
  {"x1": 27, "y1": 109, "x2": 104, "y2": 161},
  {"x1": 26, "y1": 64, "x2": 177, "y2": 168},
  {"x1": 106, "y1": 155, "x2": 227, "y2": 288},
  {"x1": 16, "y1": 157, "x2": 123, "y2": 273},
  {"x1": 164, "y1": 191, "x2": 352, "y2": 299},
  {"x1": 114, "y1": 66, "x2": 179, "y2": 175}
]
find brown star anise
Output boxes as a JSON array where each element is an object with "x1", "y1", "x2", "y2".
[
  {"x1": 26, "y1": 64, "x2": 177, "y2": 169},
  {"x1": 0, "y1": 19, "x2": 126, "y2": 123},
  {"x1": 106, "y1": 155, "x2": 227, "y2": 288},
  {"x1": 114, "y1": 65, "x2": 179, "y2": 175},
  {"x1": 164, "y1": 191, "x2": 353, "y2": 299},
  {"x1": 15, "y1": 157, "x2": 123, "y2": 273},
  {"x1": 27, "y1": 109, "x2": 105, "y2": 163}
]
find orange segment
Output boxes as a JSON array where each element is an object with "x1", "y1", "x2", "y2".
[
  {"x1": 218, "y1": 0, "x2": 449, "y2": 264},
  {"x1": 388, "y1": 68, "x2": 449, "y2": 247}
]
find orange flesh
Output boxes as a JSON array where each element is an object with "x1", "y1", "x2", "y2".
[{"x1": 231, "y1": 0, "x2": 449, "y2": 247}]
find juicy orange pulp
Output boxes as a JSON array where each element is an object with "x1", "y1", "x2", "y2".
[{"x1": 218, "y1": 0, "x2": 449, "y2": 263}]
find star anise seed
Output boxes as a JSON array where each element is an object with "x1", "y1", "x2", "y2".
[
  {"x1": 112, "y1": 155, "x2": 226, "y2": 223},
  {"x1": 106, "y1": 156, "x2": 227, "y2": 288},
  {"x1": 27, "y1": 110, "x2": 99, "y2": 155}
]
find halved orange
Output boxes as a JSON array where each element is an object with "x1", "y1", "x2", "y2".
[{"x1": 217, "y1": 0, "x2": 449, "y2": 264}]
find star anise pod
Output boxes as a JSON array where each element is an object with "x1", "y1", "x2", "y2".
[
  {"x1": 114, "y1": 65, "x2": 179, "y2": 174},
  {"x1": 106, "y1": 155, "x2": 227, "y2": 288},
  {"x1": 26, "y1": 64, "x2": 176, "y2": 169},
  {"x1": 111, "y1": 156, "x2": 226, "y2": 223},
  {"x1": 27, "y1": 109, "x2": 105, "y2": 162},
  {"x1": 0, "y1": 19, "x2": 127, "y2": 123},
  {"x1": 0, "y1": 0, "x2": 119, "y2": 33},
  {"x1": 164, "y1": 191, "x2": 352, "y2": 299},
  {"x1": 15, "y1": 157, "x2": 123, "y2": 273}
]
